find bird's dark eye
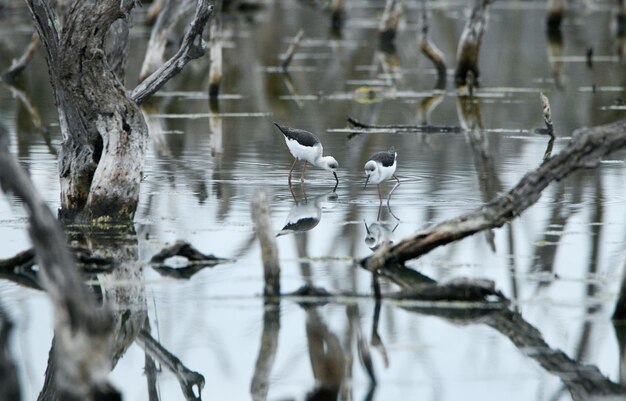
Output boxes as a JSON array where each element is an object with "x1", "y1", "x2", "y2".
[{"x1": 330, "y1": 163, "x2": 337, "y2": 169}]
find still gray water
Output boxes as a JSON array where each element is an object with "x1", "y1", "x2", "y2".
[{"x1": 1, "y1": 0, "x2": 626, "y2": 400}]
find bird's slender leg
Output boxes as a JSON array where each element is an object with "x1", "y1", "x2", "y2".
[
  {"x1": 377, "y1": 184, "x2": 383, "y2": 204},
  {"x1": 288, "y1": 159, "x2": 298, "y2": 185},
  {"x1": 301, "y1": 161, "x2": 308, "y2": 182}
]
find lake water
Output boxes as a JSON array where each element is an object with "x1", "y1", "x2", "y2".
[{"x1": 1, "y1": 1, "x2": 626, "y2": 400}]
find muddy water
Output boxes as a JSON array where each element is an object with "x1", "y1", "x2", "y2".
[{"x1": 1, "y1": 1, "x2": 626, "y2": 400}]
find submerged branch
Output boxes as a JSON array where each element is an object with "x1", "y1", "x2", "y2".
[
  {"x1": 132, "y1": 0, "x2": 213, "y2": 105},
  {"x1": 347, "y1": 116, "x2": 462, "y2": 134},
  {"x1": 362, "y1": 118, "x2": 626, "y2": 270}
]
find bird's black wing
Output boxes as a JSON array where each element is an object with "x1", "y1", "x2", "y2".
[
  {"x1": 274, "y1": 123, "x2": 320, "y2": 147},
  {"x1": 370, "y1": 150, "x2": 396, "y2": 167}
]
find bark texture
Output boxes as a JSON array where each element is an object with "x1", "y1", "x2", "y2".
[
  {"x1": 454, "y1": 0, "x2": 493, "y2": 86},
  {"x1": 24, "y1": 0, "x2": 212, "y2": 221}
]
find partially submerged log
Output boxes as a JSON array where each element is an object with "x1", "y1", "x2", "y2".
[
  {"x1": 363, "y1": 118, "x2": 626, "y2": 270},
  {"x1": 454, "y1": 0, "x2": 493, "y2": 87},
  {"x1": 0, "y1": 114, "x2": 116, "y2": 400}
]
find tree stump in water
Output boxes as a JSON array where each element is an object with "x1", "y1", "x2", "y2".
[{"x1": 24, "y1": 0, "x2": 212, "y2": 222}]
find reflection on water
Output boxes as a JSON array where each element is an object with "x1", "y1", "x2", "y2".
[{"x1": 1, "y1": 0, "x2": 626, "y2": 400}]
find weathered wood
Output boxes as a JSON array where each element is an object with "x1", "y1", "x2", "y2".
[
  {"x1": 26, "y1": 0, "x2": 147, "y2": 220},
  {"x1": 540, "y1": 92, "x2": 554, "y2": 136},
  {"x1": 280, "y1": 29, "x2": 304, "y2": 71},
  {"x1": 132, "y1": 0, "x2": 213, "y2": 105},
  {"x1": 347, "y1": 116, "x2": 462, "y2": 134},
  {"x1": 105, "y1": 17, "x2": 131, "y2": 83},
  {"x1": 1, "y1": 31, "x2": 40, "y2": 83},
  {"x1": 0, "y1": 117, "x2": 116, "y2": 400},
  {"x1": 25, "y1": 0, "x2": 211, "y2": 222},
  {"x1": 251, "y1": 189, "x2": 281, "y2": 297},
  {"x1": 419, "y1": 0, "x2": 446, "y2": 89},
  {"x1": 209, "y1": 0, "x2": 223, "y2": 98},
  {"x1": 454, "y1": 0, "x2": 493, "y2": 87},
  {"x1": 363, "y1": 118, "x2": 626, "y2": 270},
  {"x1": 139, "y1": 0, "x2": 195, "y2": 81}
]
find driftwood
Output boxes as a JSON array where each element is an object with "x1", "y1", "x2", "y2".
[
  {"x1": 363, "y1": 118, "x2": 626, "y2": 271},
  {"x1": 251, "y1": 189, "x2": 281, "y2": 296},
  {"x1": 454, "y1": 0, "x2": 493, "y2": 87},
  {"x1": 150, "y1": 240, "x2": 227, "y2": 279},
  {"x1": 0, "y1": 112, "x2": 116, "y2": 399},
  {"x1": 347, "y1": 116, "x2": 462, "y2": 134}
]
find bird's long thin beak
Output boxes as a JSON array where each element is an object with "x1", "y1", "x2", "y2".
[
  {"x1": 363, "y1": 219, "x2": 370, "y2": 234},
  {"x1": 364, "y1": 175, "x2": 370, "y2": 189},
  {"x1": 332, "y1": 172, "x2": 339, "y2": 191}
]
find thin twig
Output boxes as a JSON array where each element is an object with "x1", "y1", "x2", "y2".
[{"x1": 280, "y1": 29, "x2": 304, "y2": 71}]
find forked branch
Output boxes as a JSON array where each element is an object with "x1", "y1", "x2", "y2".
[{"x1": 132, "y1": 0, "x2": 213, "y2": 104}]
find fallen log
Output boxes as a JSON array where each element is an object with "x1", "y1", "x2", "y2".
[{"x1": 362, "y1": 118, "x2": 626, "y2": 270}]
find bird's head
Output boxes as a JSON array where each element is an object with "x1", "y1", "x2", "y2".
[
  {"x1": 363, "y1": 160, "x2": 377, "y2": 189},
  {"x1": 320, "y1": 156, "x2": 339, "y2": 172}
]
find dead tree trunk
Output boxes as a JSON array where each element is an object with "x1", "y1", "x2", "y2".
[
  {"x1": 208, "y1": 0, "x2": 223, "y2": 99},
  {"x1": 24, "y1": 0, "x2": 212, "y2": 222},
  {"x1": 0, "y1": 303, "x2": 20, "y2": 401},
  {"x1": 454, "y1": 0, "x2": 493, "y2": 87}
]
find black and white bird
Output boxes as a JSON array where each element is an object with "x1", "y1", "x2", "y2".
[
  {"x1": 273, "y1": 122, "x2": 339, "y2": 186},
  {"x1": 364, "y1": 147, "x2": 399, "y2": 201}
]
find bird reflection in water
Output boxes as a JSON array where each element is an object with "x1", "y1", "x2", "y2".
[
  {"x1": 277, "y1": 184, "x2": 339, "y2": 237},
  {"x1": 364, "y1": 220, "x2": 398, "y2": 251}
]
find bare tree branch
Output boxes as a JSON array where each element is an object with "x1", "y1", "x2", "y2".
[{"x1": 132, "y1": 0, "x2": 213, "y2": 105}]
